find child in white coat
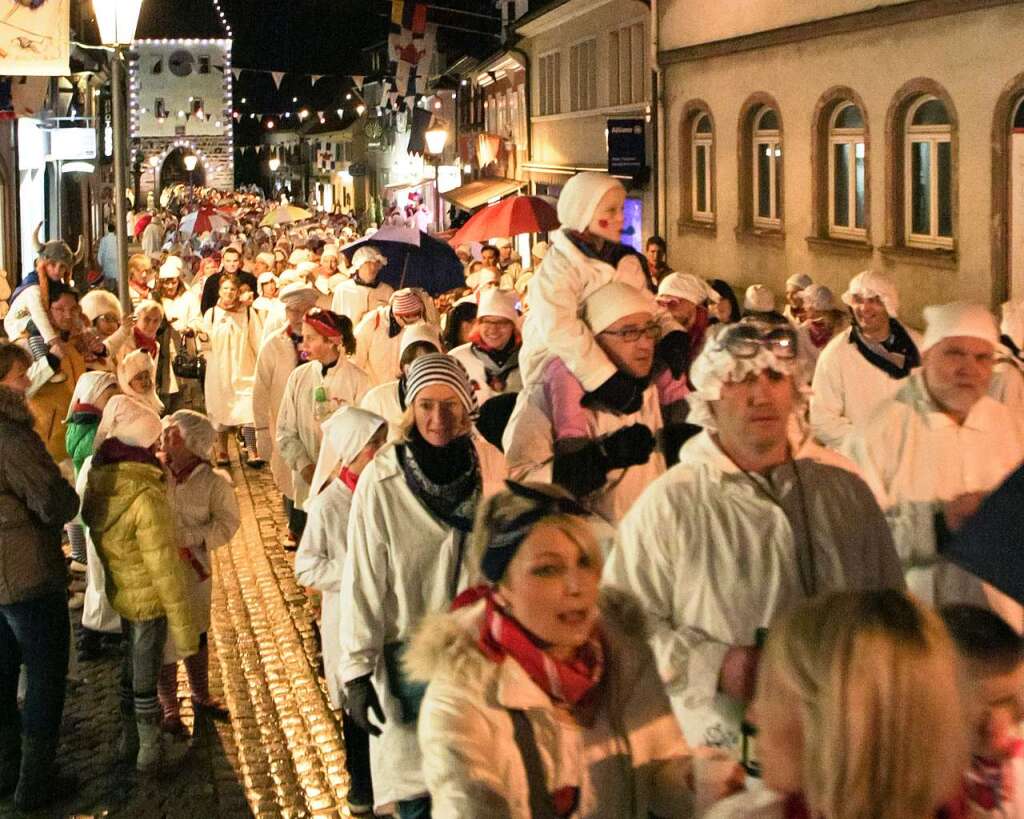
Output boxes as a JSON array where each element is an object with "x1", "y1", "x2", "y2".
[{"x1": 294, "y1": 407, "x2": 387, "y2": 816}]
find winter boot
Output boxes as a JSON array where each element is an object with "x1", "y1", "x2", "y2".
[
  {"x1": 116, "y1": 707, "x2": 140, "y2": 764},
  {"x1": 136, "y1": 717, "x2": 188, "y2": 773},
  {"x1": 12, "y1": 735, "x2": 77, "y2": 811},
  {"x1": 0, "y1": 731, "x2": 19, "y2": 798}
]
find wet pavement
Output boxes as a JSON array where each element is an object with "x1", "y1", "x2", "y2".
[{"x1": 1, "y1": 447, "x2": 357, "y2": 818}]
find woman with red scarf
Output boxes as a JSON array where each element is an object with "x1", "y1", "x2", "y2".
[
  {"x1": 703, "y1": 590, "x2": 968, "y2": 819},
  {"x1": 404, "y1": 481, "x2": 701, "y2": 818}
]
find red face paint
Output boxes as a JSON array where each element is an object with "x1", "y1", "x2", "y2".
[{"x1": 598, "y1": 219, "x2": 610, "y2": 228}]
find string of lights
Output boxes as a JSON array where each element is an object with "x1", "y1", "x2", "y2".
[{"x1": 210, "y1": 0, "x2": 234, "y2": 38}]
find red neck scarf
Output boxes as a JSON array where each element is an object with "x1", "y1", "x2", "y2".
[
  {"x1": 807, "y1": 320, "x2": 833, "y2": 350},
  {"x1": 338, "y1": 466, "x2": 359, "y2": 492},
  {"x1": 468, "y1": 587, "x2": 604, "y2": 707},
  {"x1": 133, "y1": 327, "x2": 158, "y2": 358},
  {"x1": 169, "y1": 457, "x2": 203, "y2": 484}
]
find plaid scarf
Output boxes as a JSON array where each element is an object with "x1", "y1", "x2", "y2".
[{"x1": 475, "y1": 587, "x2": 603, "y2": 708}]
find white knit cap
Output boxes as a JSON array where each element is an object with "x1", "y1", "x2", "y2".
[
  {"x1": 391, "y1": 288, "x2": 424, "y2": 315},
  {"x1": 491, "y1": 237, "x2": 511, "y2": 249},
  {"x1": 687, "y1": 323, "x2": 801, "y2": 431},
  {"x1": 296, "y1": 260, "x2": 319, "y2": 277},
  {"x1": 557, "y1": 172, "x2": 624, "y2": 233},
  {"x1": 405, "y1": 353, "x2": 478, "y2": 417},
  {"x1": 95, "y1": 394, "x2": 163, "y2": 450},
  {"x1": 744, "y1": 284, "x2": 776, "y2": 314},
  {"x1": 477, "y1": 288, "x2": 519, "y2": 323},
  {"x1": 289, "y1": 248, "x2": 313, "y2": 265},
  {"x1": 159, "y1": 256, "x2": 185, "y2": 279},
  {"x1": 278, "y1": 282, "x2": 319, "y2": 309},
  {"x1": 64, "y1": 371, "x2": 117, "y2": 421},
  {"x1": 786, "y1": 273, "x2": 814, "y2": 292},
  {"x1": 80, "y1": 289, "x2": 123, "y2": 323},
  {"x1": 800, "y1": 284, "x2": 838, "y2": 313},
  {"x1": 276, "y1": 268, "x2": 304, "y2": 288},
  {"x1": 117, "y1": 348, "x2": 163, "y2": 412},
  {"x1": 256, "y1": 251, "x2": 276, "y2": 267},
  {"x1": 583, "y1": 281, "x2": 657, "y2": 335},
  {"x1": 257, "y1": 271, "x2": 278, "y2": 287},
  {"x1": 307, "y1": 406, "x2": 387, "y2": 500},
  {"x1": 657, "y1": 273, "x2": 719, "y2": 306},
  {"x1": 352, "y1": 245, "x2": 387, "y2": 269},
  {"x1": 399, "y1": 321, "x2": 442, "y2": 358},
  {"x1": 166, "y1": 409, "x2": 217, "y2": 461},
  {"x1": 921, "y1": 302, "x2": 999, "y2": 354},
  {"x1": 531, "y1": 241, "x2": 550, "y2": 260},
  {"x1": 842, "y1": 270, "x2": 899, "y2": 317},
  {"x1": 1001, "y1": 300, "x2": 1024, "y2": 350}
]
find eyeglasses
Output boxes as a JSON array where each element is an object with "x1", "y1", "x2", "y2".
[
  {"x1": 600, "y1": 322, "x2": 662, "y2": 343},
  {"x1": 714, "y1": 319, "x2": 798, "y2": 359}
]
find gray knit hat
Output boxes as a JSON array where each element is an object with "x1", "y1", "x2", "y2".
[{"x1": 404, "y1": 353, "x2": 478, "y2": 417}]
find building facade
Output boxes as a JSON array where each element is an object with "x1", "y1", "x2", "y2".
[
  {"x1": 517, "y1": 0, "x2": 653, "y2": 250},
  {"x1": 658, "y1": 0, "x2": 1024, "y2": 325}
]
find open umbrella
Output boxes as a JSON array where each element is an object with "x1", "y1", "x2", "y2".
[
  {"x1": 260, "y1": 203, "x2": 313, "y2": 227},
  {"x1": 179, "y1": 208, "x2": 231, "y2": 236},
  {"x1": 449, "y1": 195, "x2": 559, "y2": 246},
  {"x1": 132, "y1": 212, "x2": 152, "y2": 238},
  {"x1": 341, "y1": 226, "x2": 465, "y2": 296}
]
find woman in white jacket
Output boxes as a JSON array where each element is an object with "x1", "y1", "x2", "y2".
[
  {"x1": 448, "y1": 288, "x2": 523, "y2": 407},
  {"x1": 404, "y1": 481, "x2": 703, "y2": 818},
  {"x1": 276, "y1": 308, "x2": 369, "y2": 515},
  {"x1": 339, "y1": 353, "x2": 506, "y2": 817},
  {"x1": 294, "y1": 407, "x2": 387, "y2": 816}
]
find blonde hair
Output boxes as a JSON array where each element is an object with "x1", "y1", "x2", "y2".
[
  {"x1": 127, "y1": 253, "x2": 151, "y2": 275},
  {"x1": 764, "y1": 590, "x2": 968, "y2": 819},
  {"x1": 469, "y1": 482, "x2": 602, "y2": 582},
  {"x1": 135, "y1": 299, "x2": 164, "y2": 320}
]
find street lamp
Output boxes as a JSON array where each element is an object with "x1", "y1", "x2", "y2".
[
  {"x1": 425, "y1": 118, "x2": 449, "y2": 232},
  {"x1": 268, "y1": 156, "x2": 281, "y2": 173},
  {"x1": 93, "y1": 0, "x2": 143, "y2": 311}
]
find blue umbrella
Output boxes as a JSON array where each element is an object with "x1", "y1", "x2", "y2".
[{"x1": 340, "y1": 226, "x2": 465, "y2": 296}]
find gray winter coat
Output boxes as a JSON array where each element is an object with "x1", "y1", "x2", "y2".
[{"x1": 0, "y1": 385, "x2": 79, "y2": 604}]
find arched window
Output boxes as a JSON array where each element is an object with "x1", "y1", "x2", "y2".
[
  {"x1": 753, "y1": 106, "x2": 782, "y2": 227},
  {"x1": 829, "y1": 102, "x2": 866, "y2": 238},
  {"x1": 905, "y1": 95, "x2": 953, "y2": 247},
  {"x1": 692, "y1": 113, "x2": 714, "y2": 222}
]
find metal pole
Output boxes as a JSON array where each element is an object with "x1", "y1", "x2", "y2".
[{"x1": 111, "y1": 46, "x2": 131, "y2": 311}]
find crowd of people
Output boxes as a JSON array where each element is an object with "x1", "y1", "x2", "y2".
[{"x1": 2, "y1": 170, "x2": 1024, "y2": 818}]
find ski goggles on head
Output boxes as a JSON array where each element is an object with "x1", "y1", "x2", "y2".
[{"x1": 713, "y1": 319, "x2": 798, "y2": 360}]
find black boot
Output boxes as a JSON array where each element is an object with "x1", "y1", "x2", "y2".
[
  {"x1": 13, "y1": 735, "x2": 77, "y2": 811},
  {"x1": 0, "y1": 731, "x2": 19, "y2": 798}
]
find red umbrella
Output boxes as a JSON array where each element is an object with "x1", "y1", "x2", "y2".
[
  {"x1": 132, "y1": 212, "x2": 153, "y2": 238},
  {"x1": 179, "y1": 208, "x2": 231, "y2": 236},
  {"x1": 450, "y1": 195, "x2": 559, "y2": 246}
]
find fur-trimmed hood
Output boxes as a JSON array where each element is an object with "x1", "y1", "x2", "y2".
[
  {"x1": 0, "y1": 385, "x2": 34, "y2": 428},
  {"x1": 403, "y1": 586, "x2": 649, "y2": 686}
]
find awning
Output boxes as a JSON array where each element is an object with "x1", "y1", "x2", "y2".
[
  {"x1": 383, "y1": 178, "x2": 433, "y2": 194},
  {"x1": 441, "y1": 177, "x2": 524, "y2": 212}
]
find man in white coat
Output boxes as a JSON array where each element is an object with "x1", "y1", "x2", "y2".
[
  {"x1": 253, "y1": 282, "x2": 318, "y2": 540},
  {"x1": 847, "y1": 302, "x2": 1024, "y2": 630},
  {"x1": 352, "y1": 288, "x2": 434, "y2": 387},
  {"x1": 331, "y1": 245, "x2": 393, "y2": 327},
  {"x1": 810, "y1": 270, "x2": 922, "y2": 451},
  {"x1": 604, "y1": 320, "x2": 904, "y2": 752}
]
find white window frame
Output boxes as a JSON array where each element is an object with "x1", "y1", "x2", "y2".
[
  {"x1": 905, "y1": 95, "x2": 953, "y2": 249},
  {"x1": 691, "y1": 113, "x2": 714, "y2": 223},
  {"x1": 568, "y1": 37, "x2": 597, "y2": 113},
  {"x1": 537, "y1": 50, "x2": 561, "y2": 116},
  {"x1": 828, "y1": 102, "x2": 867, "y2": 240},
  {"x1": 752, "y1": 106, "x2": 782, "y2": 229}
]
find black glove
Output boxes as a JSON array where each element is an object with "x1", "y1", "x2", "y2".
[
  {"x1": 345, "y1": 674, "x2": 385, "y2": 737},
  {"x1": 581, "y1": 371, "x2": 644, "y2": 415},
  {"x1": 656, "y1": 330, "x2": 691, "y2": 379},
  {"x1": 553, "y1": 440, "x2": 609, "y2": 498},
  {"x1": 599, "y1": 424, "x2": 657, "y2": 470}
]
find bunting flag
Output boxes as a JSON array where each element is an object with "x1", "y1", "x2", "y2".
[
  {"x1": 311, "y1": 74, "x2": 323, "y2": 84},
  {"x1": 352, "y1": 75, "x2": 365, "y2": 90},
  {"x1": 271, "y1": 71, "x2": 285, "y2": 89},
  {"x1": 232, "y1": 67, "x2": 242, "y2": 80}
]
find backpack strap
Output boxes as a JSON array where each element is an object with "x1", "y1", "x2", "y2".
[{"x1": 509, "y1": 710, "x2": 559, "y2": 819}]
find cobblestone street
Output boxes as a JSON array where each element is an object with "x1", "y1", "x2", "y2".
[{"x1": 0, "y1": 447, "x2": 356, "y2": 818}]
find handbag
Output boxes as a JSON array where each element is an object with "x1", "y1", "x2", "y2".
[
  {"x1": 172, "y1": 330, "x2": 206, "y2": 381},
  {"x1": 383, "y1": 529, "x2": 468, "y2": 723}
]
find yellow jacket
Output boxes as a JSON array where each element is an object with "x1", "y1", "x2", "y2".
[
  {"x1": 82, "y1": 458, "x2": 198, "y2": 656},
  {"x1": 28, "y1": 345, "x2": 86, "y2": 464}
]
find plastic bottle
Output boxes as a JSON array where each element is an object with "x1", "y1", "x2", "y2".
[{"x1": 313, "y1": 386, "x2": 333, "y2": 423}]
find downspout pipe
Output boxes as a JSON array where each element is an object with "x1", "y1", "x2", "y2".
[{"x1": 651, "y1": 0, "x2": 667, "y2": 239}]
